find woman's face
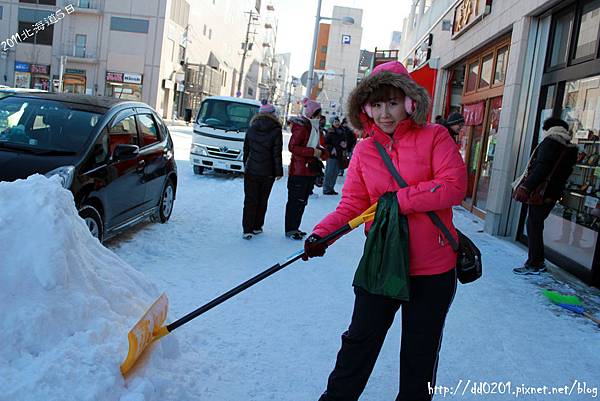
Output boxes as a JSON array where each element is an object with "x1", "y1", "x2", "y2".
[{"x1": 370, "y1": 94, "x2": 408, "y2": 134}]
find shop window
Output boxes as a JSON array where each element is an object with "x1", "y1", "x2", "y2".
[
  {"x1": 465, "y1": 61, "x2": 479, "y2": 93},
  {"x1": 573, "y1": 0, "x2": 600, "y2": 61},
  {"x1": 319, "y1": 60, "x2": 326, "y2": 69},
  {"x1": 321, "y1": 45, "x2": 327, "y2": 53},
  {"x1": 493, "y1": 46, "x2": 509, "y2": 85},
  {"x1": 478, "y1": 53, "x2": 494, "y2": 89},
  {"x1": 110, "y1": 17, "x2": 149, "y2": 34},
  {"x1": 537, "y1": 74, "x2": 600, "y2": 270},
  {"x1": 548, "y1": 10, "x2": 574, "y2": 69},
  {"x1": 137, "y1": 114, "x2": 160, "y2": 148}
]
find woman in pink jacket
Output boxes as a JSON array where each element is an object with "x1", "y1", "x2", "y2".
[{"x1": 304, "y1": 61, "x2": 467, "y2": 401}]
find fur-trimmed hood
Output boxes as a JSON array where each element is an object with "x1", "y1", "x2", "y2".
[
  {"x1": 544, "y1": 126, "x2": 577, "y2": 148},
  {"x1": 250, "y1": 112, "x2": 282, "y2": 131},
  {"x1": 347, "y1": 71, "x2": 431, "y2": 130}
]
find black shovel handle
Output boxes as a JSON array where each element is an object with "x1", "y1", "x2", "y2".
[{"x1": 165, "y1": 224, "x2": 351, "y2": 333}]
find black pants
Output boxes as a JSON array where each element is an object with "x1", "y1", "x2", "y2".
[
  {"x1": 285, "y1": 175, "x2": 314, "y2": 233},
  {"x1": 319, "y1": 269, "x2": 457, "y2": 401},
  {"x1": 526, "y1": 202, "x2": 556, "y2": 266},
  {"x1": 242, "y1": 174, "x2": 275, "y2": 233}
]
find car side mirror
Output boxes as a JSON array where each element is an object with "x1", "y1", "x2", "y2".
[{"x1": 112, "y1": 144, "x2": 139, "y2": 161}]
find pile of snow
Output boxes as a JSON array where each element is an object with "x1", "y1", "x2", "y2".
[{"x1": 0, "y1": 175, "x2": 178, "y2": 401}]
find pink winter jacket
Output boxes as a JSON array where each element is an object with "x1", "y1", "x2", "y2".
[{"x1": 312, "y1": 118, "x2": 467, "y2": 276}]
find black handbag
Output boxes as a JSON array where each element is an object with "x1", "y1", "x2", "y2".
[{"x1": 374, "y1": 141, "x2": 482, "y2": 284}]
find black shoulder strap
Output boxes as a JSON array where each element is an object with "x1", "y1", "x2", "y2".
[{"x1": 374, "y1": 141, "x2": 460, "y2": 251}]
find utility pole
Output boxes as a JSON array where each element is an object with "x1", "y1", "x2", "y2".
[
  {"x1": 237, "y1": 10, "x2": 257, "y2": 97},
  {"x1": 58, "y1": 55, "x2": 66, "y2": 93},
  {"x1": 339, "y1": 68, "x2": 346, "y2": 116},
  {"x1": 268, "y1": 19, "x2": 278, "y2": 103},
  {"x1": 305, "y1": 0, "x2": 322, "y2": 99},
  {"x1": 284, "y1": 78, "x2": 293, "y2": 123}
]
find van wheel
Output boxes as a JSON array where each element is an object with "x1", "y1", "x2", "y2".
[
  {"x1": 193, "y1": 166, "x2": 204, "y2": 175},
  {"x1": 158, "y1": 179, "x2": 175, "y2": 223},
  {"x1": 79, "y1": 205, "x2": 104, "y2": 242}
]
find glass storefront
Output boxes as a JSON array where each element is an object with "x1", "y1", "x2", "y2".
[{"x1": 520, "y1": 0, "x2": 600, "y2": 287}]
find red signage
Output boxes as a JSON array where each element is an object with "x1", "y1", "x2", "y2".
[
  {"x1": 30, "y1": 64, "x2": 49, "y2": 74},
  {"x1": 463, "y1": 101, "x2": 485, "y2": 126},
  {"x1": 106, "y1": 71, "x2": 124, "y2": 83}
]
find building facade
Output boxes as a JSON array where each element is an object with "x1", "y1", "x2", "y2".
[
  {"x1": 398, "y1": 0, "x2": 600, "y2": 288},
  {"x1": 0, "y1": 0, "x2": 272, "y2": 119}
]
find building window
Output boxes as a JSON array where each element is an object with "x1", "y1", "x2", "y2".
[
  {"x1": 110, "y1": 16, "x2": 149, "y2": 34},
  {"x1": 573, "y1": 0, "x2": 600, "y2": 61},
  {"x1": 319, "y1": 60, "x2": 326, "y2": 69},
  {"x1": 178, "y1": 45, "x2": 185, "y2": 63},
  {"x1": 18, "y1": 8, "x2": 56, "y2": 46},
  {"x1": 548, "y1": 10, "x2": 574, "y2": 69},
  {"x1": 78, "y1": 0, "x2": 91, "y2": 8},
  {"x1": 493, "y1": 46, "x2": 509, "y2": 85},
  {"x1": 75, "y1": 34, "x2": 86, "y2": 57},
  {"x1": 209, "y1": 28, "x2": 212, "y2": 40},
  {"x1": 321, "y1": 45, "x2": 327, "y2": 53},
  {"x1": 170, "y1": 0, "x2": 190, "y2": 28},
  {"x1": 19, "y1": 0, "x2": 56, "y2": 4},
  {"x1": 0, "y1": 6, "x2": 3, "y2": 19},
  {"x1": 203, "y1": 24, "x2": 207, "y2": 36},
  {"x1": 478, "y1": 53, "x2": 493, "y2": 89},
  {"x1": 465, "y1": 61, "x2": 479, "y2": 93}
]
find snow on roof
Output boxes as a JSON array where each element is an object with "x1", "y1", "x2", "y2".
[{"x1": 0, "y1": 175, "x2": 176, "y2": 400}]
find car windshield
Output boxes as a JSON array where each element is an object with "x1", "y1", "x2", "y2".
[
  {"x1": 196, "y1": 99, "x2": 258, "y2": 131},
  {"x1": 0, "y1": 97, "x2": 102, "y2": 154}
]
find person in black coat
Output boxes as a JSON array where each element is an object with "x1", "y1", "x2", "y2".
[
  {"x1": 323, "y1": 117, "x2": 348, "y2": 195},
  {"x1": 513, "y1": 117, "x2": 578, "y2": 274},
  {"x1": 242, "y1": 103, "x2": 283, "y2": 239}
]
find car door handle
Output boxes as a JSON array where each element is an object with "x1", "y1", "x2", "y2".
[{"x1": 137, "y1": 159, "x2": 145, "y2": 173}]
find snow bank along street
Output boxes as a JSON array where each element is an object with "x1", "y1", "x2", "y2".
[{"x1": 1, "y1": 127, "x2": 599, "y2": 401}]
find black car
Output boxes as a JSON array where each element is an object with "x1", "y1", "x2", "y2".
[{"x1": 0, "y1": 91, "x2": 177, "y2": 242}]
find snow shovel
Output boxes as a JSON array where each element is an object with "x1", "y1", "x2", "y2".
[
  {"x1": 542, "y1": 289, "x2": 600, "y2": 326},
  {"x1": 120, "y1": 202, "x2": 378, "y2": 376}
]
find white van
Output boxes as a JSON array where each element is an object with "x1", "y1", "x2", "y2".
[{"x1": 190, "y1": 96, "x2": 261, "y2": 174}]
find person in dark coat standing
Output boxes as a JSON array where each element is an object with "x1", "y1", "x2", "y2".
[
  {"x1": 285, "y1": 98, "x2": 328, "y2": 240},
  {"x1": 442, "y1": 112, "x2": 464, "y2": 143},
  {"x1": 323, "y1": 117, "x2": 347, "y2": 195},
  {"x1": 513, "y1": 117, "x2": 578, "y2": 274},
  {"x1": 242, "y1": 103, "x2": 283, "y2": 239}
]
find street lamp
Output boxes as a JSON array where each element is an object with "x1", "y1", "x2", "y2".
[{"x1": 305, "y1": 0, "x2": 355, "y2": 99}]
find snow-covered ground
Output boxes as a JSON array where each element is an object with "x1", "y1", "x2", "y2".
[{"x1": 1, "y1": 125, "x2": 599, "y2": 401}]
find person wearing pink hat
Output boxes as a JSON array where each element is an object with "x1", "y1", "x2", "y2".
[
  {"x1": 284, "y1": 98, "x2": 329, "y2": 240},
  {"x1": 303, "y1": 61, "x2": 468, "y2": 400}
]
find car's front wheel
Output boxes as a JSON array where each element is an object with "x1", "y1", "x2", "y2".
[
  {"x1": 158, "y1": 179, "x2": 175, "y2": 223},
  {"x1": 78, "y1": 205, "x2": 104, "y2": 242}
]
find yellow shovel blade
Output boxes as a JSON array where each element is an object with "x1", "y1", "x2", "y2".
[{"x1": 120, "y1": 293, "x2": 170, "y2": 376}]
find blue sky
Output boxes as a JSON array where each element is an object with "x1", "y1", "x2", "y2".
[{"x1": 274, "y1": 0, "x2": 411, "y2": 77}]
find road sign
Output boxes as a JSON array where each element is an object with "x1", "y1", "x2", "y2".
[{"x1": 300, "y1": 71, "x2": 318, "y2": 88}]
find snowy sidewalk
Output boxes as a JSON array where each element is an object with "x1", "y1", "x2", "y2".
[
  {"x1": 3, "y1": 128, "x2": 597, "y2": 401},
  {"x1": 105, "y1": 130, "x2": 600, "y2": 400}
]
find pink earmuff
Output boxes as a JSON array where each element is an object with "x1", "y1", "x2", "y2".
[{"x1": 404, "y1": 97, "x2": 415, "y2": 115}]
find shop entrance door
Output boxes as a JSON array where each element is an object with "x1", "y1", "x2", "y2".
[{"x1": 461, "y1": 96, "x2": 503, "y2": 218}]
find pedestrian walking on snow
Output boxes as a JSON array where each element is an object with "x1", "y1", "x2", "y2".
[
  {"x1": 513, "y1": 117, "x2": 577, "y2": 274},
  {"x1": 285, "y1": 98, "x2": 329, "y2": 240},
  {"x1": 303, "y1": 61, "x2": 467, "y2": 401},
  {"x1": 323, "y1": 117, "x2": 347, "y2": 195},
  {"x1": 242, "y1": 103, "x2": 283, "y2": 239}
]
